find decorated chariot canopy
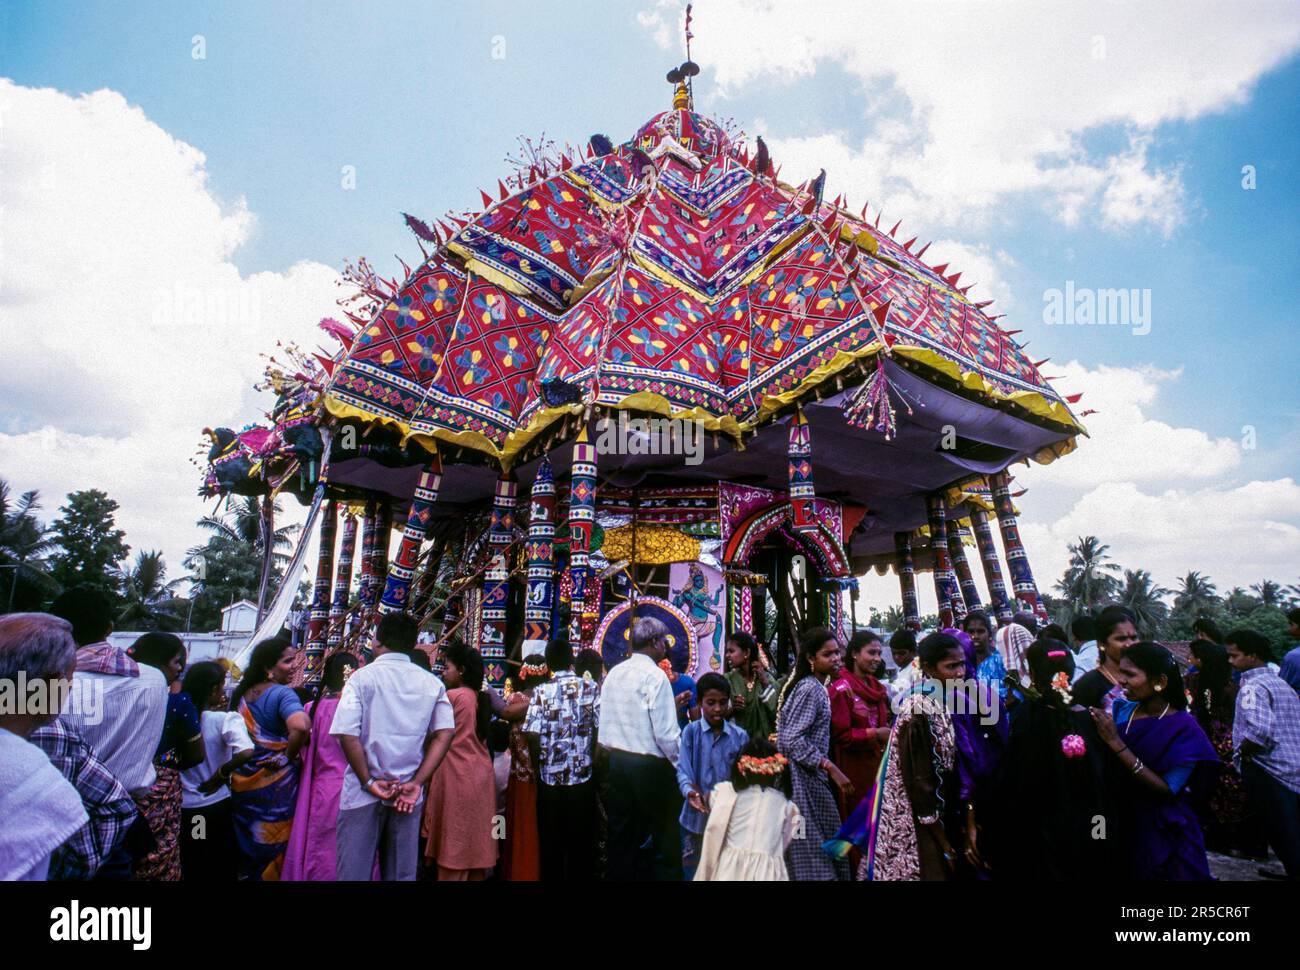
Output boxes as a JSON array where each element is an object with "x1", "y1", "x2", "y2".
[
  {"x1": 318, "y1": 73, "x2": 1084, "y2": 565},
  {"x1": 203, "y1": 59, "x2": 1086, "y2": 682}
]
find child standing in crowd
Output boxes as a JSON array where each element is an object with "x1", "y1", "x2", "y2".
[
  {"x1": 724, "y1": 631, "x2": 778, "y2": 741},
  {"x1": 694, "y1": 737, "x2": 800, "y2": 881},
  {"x1": 179, "y1": 661, "x2": 254, "y2": 882},
  {"x1": 676, "y1": 673, "x2": 748, "y2": 877}
]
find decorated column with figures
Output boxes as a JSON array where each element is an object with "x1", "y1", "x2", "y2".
[
  {"x1": 788, "y1": 407, "x2": 818, "y2": 533},
  {"x1": 357, "y1": 501, "x2": 378, "y2": 608},
  {"x1": 894, "y1": 531, "x2": 920, "y2": 630},
  {"x1": 379, "y1": 453, "x2": 443, "y2": 615},
  {"x1": 523, "y1": 457, "x2": 556, "y2": 652},
  {"x1": 947, "y1": 523, "x2": 983, "y2": 613},
  {"x1": 303, "y1": 498, "x2": 338, "y2": 685},
  {"x1": 566, "y1": 427, "x2": 597, "y2": 646},
  {"x1": 989, "y1": 470, "x2": 1046, "y2": 620},
  {"x1": 327, "y1": 512, "x2": 358, "y2": 649},
  {"x1": 925, "y1": 494, "x2": 965, "y2": 623},
  {"x1": 969, "y1": 507, "x2": 1013, "y2": 623},
  {"x1": 371, "y1": 501, "x2": 391, "y2": 604},
  {"x1": 479, "y1": 475, "x2": 517, "y2": 689}
]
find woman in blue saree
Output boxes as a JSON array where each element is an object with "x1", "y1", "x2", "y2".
[
  {"x1": 228, "y1": 639, "x2": 310, "y2": 881},
  {"x1": 1091, "y1": 641, "x2": 1219, "y2": 881}
]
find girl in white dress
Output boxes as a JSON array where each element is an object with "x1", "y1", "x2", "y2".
[{"x1": 693, "y1": 737, "x2": 802, "y2": 881}]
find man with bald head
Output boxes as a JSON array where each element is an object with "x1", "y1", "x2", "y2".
[{"x1": 599, "y1": 615, "x2": 683, "y2": 880}]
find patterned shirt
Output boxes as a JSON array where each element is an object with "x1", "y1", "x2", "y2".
[
  {"x1": 1234, "y1": 665, "x2": 1300, "y2": 794},
  {"x1": 29, "y1": 716, "x2": 138, "y2": 880},
  {"x1": 522, "y1": 670, "x2": 601, "y2": 786}
]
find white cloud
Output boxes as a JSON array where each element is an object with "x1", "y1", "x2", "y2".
[
  {"x1": 1019, "y1": 478, "x2": 1300, "y2": 594},
  {"x1": 1023, "y1": 361, "x2": 1242, "y2": 487},
  {"x1": 640, "y1": 0, "x2": 1300, "y2": 237},
  {"x1": 0, "y1": 80, "x2": 338, "y2": 573}
]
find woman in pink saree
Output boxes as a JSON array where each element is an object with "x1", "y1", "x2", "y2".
[{"x1": 283, "y1": 652, "x2": 357, "y2": 881}]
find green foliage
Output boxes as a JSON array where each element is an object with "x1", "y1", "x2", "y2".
[
  {"x1": 0, "y1": 479, "x2": 60, "y2": 611},
  {"x1": 117, "y1": 550, "x2": 186, "y2": 631},
  {"x1": 48, "y1": 489, "x2": 130, "y2": 603},
  {"x1": 184, "y1": 497, "x2": 298, "y2": 632}
]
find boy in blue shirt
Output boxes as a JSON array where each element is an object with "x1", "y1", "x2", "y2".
[{"x1": 676, "y1": 672, "x2": 747, "y2": 878}]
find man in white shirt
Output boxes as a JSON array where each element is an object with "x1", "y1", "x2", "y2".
[
  {"x1": 1070, "y1": 615, "x2": 1099, "y2": 685},
  {"x1": 51, "y1": 586, "x2": 168, "y2": 796},
  {"x1": 599, "y1": 615, "x2": 683, "y2": 881},
  {"x1": 331, "y1": 612, "x2": 455, "y2": 881},
  {"x1": 0, "y1": 613, "x2": 90, "y2": 880}
]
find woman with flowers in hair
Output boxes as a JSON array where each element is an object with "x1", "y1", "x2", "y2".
[
  {"x1": 693, "y1": 737, "x2": 800, "y2": 881},
  {"x1": 994, "y1": 638, "x2": 1112, "y2": 880},
  {"x1": 1091, "y1": 641, "x2": 1219, "y2": 880},
  {"x1": 496, "y1": 653, "x2": 548, "y2": 880},
  {"x1": 282, "y1": 652, "x2": 357, "y2": 881}
]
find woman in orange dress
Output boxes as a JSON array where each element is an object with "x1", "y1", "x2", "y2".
[
  {"x1": 423, "y1": 641, "x2": 498, "y2": 880},
  {"x1": 497, "y1": 654, "x2": 547, "y2": 881}
]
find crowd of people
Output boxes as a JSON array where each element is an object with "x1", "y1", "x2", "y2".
[{"x1": 3, "y1": 584, "x2": 1299, "y2": 883}]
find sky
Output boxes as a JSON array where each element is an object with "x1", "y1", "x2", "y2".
[{"x1": 1, "y1": 0, "x2": 1298, "y2": 613}]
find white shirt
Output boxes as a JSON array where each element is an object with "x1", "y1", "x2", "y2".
[
  {"x1": 63, "y1": 648, "x2": 168, "y2": 795},
  {"x1": 181, "y1": 711, "x2": 254, "y2": 809},
  {"x1": 598, "y1": 652, "x2": 681, "y2": 765},
  {"x1": 0, "y1": 727, "x2": 88, "y2": 881},
  {"x1": 1071, "y1": 640, "x2": 1099, "y2": 684},
  {"x1": 330, "y1": 651, "x2": 455, "y2": 810}
]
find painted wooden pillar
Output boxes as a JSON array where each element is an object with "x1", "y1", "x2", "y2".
[
  {"x1": 479, "y1": 475, "x2": 517, "y2": 689},
  {"x1": 989, "y1": 470, "x2": 1046, "y2": 621},
  {"x1": 379, "y1": 453, "x2": 443, "y2": 615},
  {"x1": 303, "y1": 498, "x2": 338, "y2": 685},
  {"x1": 894, "y1": 531, "x2": 920, "y2": 630},
  {"x1": 926, "y1": 494, "x2": 966, "y2": 623},
  {"x1": 566, "y1": 427, "x2": 597, "y2": 646},
  {"x1": 947, "y1": 522, "x2": 983, "y2": 613},
  {"x1": 969, "y1": 506, "x2": 1013, "y2": 623},
  {"x1": 523, "y1": 458, "x2": 556, "y2": 652}
]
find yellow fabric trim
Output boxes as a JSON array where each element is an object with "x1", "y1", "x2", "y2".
[{"x1": 446, "y1": 243, "x2": 557, "y2": 304}]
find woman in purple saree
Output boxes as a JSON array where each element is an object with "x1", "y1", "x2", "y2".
[
  {"x1": 283, "y1": 652, "x2": 357, "y2": 881},
  {"x1": 1091, "y1": 642, "x2": 1219, "y2": 881}
]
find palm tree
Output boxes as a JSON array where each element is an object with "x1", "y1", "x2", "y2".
[
  {"x1": 1173, "y1": 571, "x2": 1218, "y2": 619},
  {"x1": 1053, "y1": 535, "x2": 1122, "y2": 620},
  {"x1": 1250, "y1": 580, "x2": 1282, "y2": 610},
  {"x1": 0, "y1": 480, "x2": 60, "y2": 611},
  {"x1": 196, "y1": 496, "x2": 297, "y2": 565},
  {"x1": 117, "y1": 550, "x2": 186, "y2": 630},
  {"x1": 1285, "y1": 579, "x2": 1300, "y2": 608},
  {"x1": 1118, "y1": 568, "x2": 1171, "y2": 636}
]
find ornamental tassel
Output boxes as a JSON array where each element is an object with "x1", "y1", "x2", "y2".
[
  {"x1": 788, "y1": 407, "x2": 818, "y2": 534},
  {"x1": 523, "y1": 457, "x2": 557, "y2": 652},
  {"x1": 379, "y1": 451, "x2": 443, "y2": 615},
  {"x1": 844, "y1": 355, "x2": 911, "y2": 439},
  {"x1": 566, "y1": 429, "x2": 598, "y2": 646},
  {"x1": 479, "y1": 475, "x2": 518, "y2": 690},
  {"x1": 303, "y1": 499, "x2": 338, "y2": 685},
  {"x1": 327, "y1": 513, "x2": 358, "y2": 650}
]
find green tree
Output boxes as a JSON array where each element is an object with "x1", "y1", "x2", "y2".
[
  {"x1": 117, "y1": 550, "x2": 186, "y2": 631},
  {"x1": 1222, "y1": 587, "x2": 1257, "y2": 620},
  {"x1": 1173, "y1": 571, "x2": 1218, "y2": 619},
  {"x1": 0, "y1": 480, "x2": 60, "y2": 611},
  {"x1": 184, "y1": 498, "x2": 297, "y2": 632},
  {"x1": 1250, "y1": 580, "x2": 1282, "y2": 610},
  {"x1": 1117, "y1": 568, "x2": 1170, "y2": 637},
  {"x1": 48, "y1": 489, "x2": 130, "y2": 602},
  {"x1": 1053, "y1": 535, "x2": 1121, "y2": 622}
]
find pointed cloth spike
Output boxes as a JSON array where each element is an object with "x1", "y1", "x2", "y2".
[
  {"x1": 874, "y1": 211, "x2": 882, "y2": 229},
  {"x1": 889, "y1": 220, "x2": 901, "y2": 238},
  {"x1": 945, "y1": 272, "x2": 962, "y2": 287},
  {"x1": 479, "y1": 188, "x2": 494, "y2": 208},
  {"x1": 498, "y1": 179, "x2": 509, "y2": 200},
  {"x1": 872, "y1": 299, "x2": 892, "y2": 329},
  {"x1": 932, "y1": 262, "x2": 949, "y2": 276},
  {"x1": 903, "y1": 237, "x2": 917, "y2": 252},
  {"x1": 915, "y1": 241, "x2": 931, "y2": 259},
  {"x1": 788, "y1": 407, "x2": 818, "y2": 534},
  {"x1": 313, "y1": 353, "x2": 336, "y2": 378},
  {"x1": 1033, "y1": 358, "x2": 1050, "y2": 368},
  {"x1": 975, "y1": 300, "x2": 993, "y2": 309},
  {"x1": 959, "y1": 284, "x2": 973, "y2": 296},
  {"x1": 1065, "y1": 392, "x2": 1083, "y2": 404},
  {"x1": 1004, "y1": 328, "x2": 1021, "y2": 335}
]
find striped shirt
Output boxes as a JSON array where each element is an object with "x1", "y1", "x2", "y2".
[
  {"x1": 62, "y1": 643, "x2": 168, "y2": 796},
  {"x1": 598, "y1": 652, "x2": 681, "y2": 765}
]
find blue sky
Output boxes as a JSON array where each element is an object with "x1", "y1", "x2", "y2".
[{"x1": 2, "y1": 0, "x2": 1298, "y2": 601}]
